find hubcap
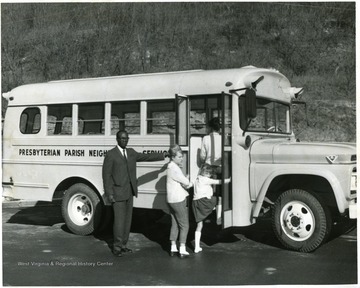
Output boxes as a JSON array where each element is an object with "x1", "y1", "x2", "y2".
[
  {"x1": 68, "y1": 193, "x2": 93, "y2": 226},
  {"x1": 290, "y1": 216, "x2": 301, "y2": 227},
  {"x1": 280, "y1": 201, "x2": 315, "y2": 241}
]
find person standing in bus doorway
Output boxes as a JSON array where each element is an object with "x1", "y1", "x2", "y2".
[
  {"x1": 199, "y1": 117, "x2": 223, "y2": 225},
  {"x1": 102, "y1": 130, "x2": 167, "y2": 257},
  {"x1": 166, "y1": 145, "x2": 193, "y2": 258}
]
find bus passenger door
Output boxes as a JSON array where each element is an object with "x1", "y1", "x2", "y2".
[
  {"x1": 175, "y1": 94, "x2": 201, "y2": 183},
  {"x1": 176, "y1": 93, "x2": 233, "y2": 228}
]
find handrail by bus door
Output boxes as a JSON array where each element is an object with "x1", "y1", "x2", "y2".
[{"x1": 221, "y1": 92, "x2": 232, "y2": 228}]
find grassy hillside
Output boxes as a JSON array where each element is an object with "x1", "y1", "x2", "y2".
[{"x1": 1, "y1": 2, "x2": 356, "y2": 142}]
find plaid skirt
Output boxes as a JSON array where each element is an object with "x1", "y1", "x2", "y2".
[{"x1": 192, "y1": 196, "x2": 217, "y2": 223}]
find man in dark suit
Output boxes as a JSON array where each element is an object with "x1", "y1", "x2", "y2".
[{"x1": 102, "y1": 130, "x2": 167, "y2": 257}]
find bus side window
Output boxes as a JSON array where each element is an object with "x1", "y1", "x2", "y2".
[
  {"x1": 47, "y1": 104, "x2": 72, "y2": 135},
  {"x1": 111, "y1": 101, "x2": 140, "y2": 134},
  {"x1": 78, "y1": 103, "x2": 105, "y2": 135},
  {"x1": 78, "y1": 118, "x2": 84, "y2": 134},
  {"x1": 190, "y1": 98, "x2": 206, "y2": 135},
  {"x1": 147, "y1": 100, "x2": 175, "y2": 134},
  {"x1": 240, "y1": 96, "x2": 264, "y2": 131},
  {"x1": 20, "y1": 107, "x2": 41, "y2": 134},
  {"x1": 189, "y1": 96, "x2": 220, "y2": 136}
]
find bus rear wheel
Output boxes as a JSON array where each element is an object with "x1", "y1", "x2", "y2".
[
  {"x1": 62, "y1": 183, "x2": 103, "y2": 235},
  {"x1": 272, "y1": 189, "x2": 331, "y2": 252}
]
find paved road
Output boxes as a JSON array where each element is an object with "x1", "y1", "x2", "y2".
[{"x1": 2, "y1": 203, "x2": 358, "y2": 286}]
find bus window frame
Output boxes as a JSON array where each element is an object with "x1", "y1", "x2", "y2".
[
  {"x1": 239, "y1": 95, "x2": 292, "y2": 134},
  {"x1": 77, "y1": 102, "x2": 105, "y2": 135},
  {"x1": 47, "y1": 104, "x2": 73, "y2": 136},
  {"x1": 146, "y1": 100, "x2": 176, "y2": 135},
  {"x1": 111, "y1": 100, "x2": 141, "y2": 135},
  {"x1": 189, "y1": 95, "x2": 222, "y2": 136},
  {"x1": 19, "y1": 107, "x2": 41, "y2": 135}
]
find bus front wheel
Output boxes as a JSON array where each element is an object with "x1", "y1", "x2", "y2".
[
  {"x1": 272, "y1": 189, "x2": 331, "y2": 252},
  {"x1": 62, "y1": 183, "x2": 103, "y2": 235}
]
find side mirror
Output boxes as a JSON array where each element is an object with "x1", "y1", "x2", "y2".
[{"x1": 245, "y1": 88, "x2": 257, "y2": 118}]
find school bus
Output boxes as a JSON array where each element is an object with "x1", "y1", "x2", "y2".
[{"x1": 2, "y1": 66, "x2": 357, "y2": 252}]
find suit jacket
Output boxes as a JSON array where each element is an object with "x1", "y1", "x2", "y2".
[{"x1": 102, "y1": 146, "x2": 165, "y2": 201}]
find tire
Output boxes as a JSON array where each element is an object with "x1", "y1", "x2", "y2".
[
  {"x1": 272, "y1": 189, "x2": 331, "y2": 252},
  {"x1": 62, "y1": 183, "x2": 103, "y2": 235}
]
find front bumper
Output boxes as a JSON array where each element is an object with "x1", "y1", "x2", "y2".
[{"x1": 349, "y1": 199, "x2": 357, "y2": 219}]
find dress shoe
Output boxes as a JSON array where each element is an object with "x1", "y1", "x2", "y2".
[
  {"x1": 112, "y1": 250, "x2": 123, "y2": 257},
  {"x1": 169, "y1": 251, "x2": 178, "y2": 257},
  {"x1": 121, "y1": 247, "x2": 133, "y2": 253}
]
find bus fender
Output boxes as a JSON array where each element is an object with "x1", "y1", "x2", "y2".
[{"x1": 251, "y1": 168, "x2": 347, "y2": 218}]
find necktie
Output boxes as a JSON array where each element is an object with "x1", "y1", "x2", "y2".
[{"x1": 123, "y1": 149, "x2": 127, "y2": 160}]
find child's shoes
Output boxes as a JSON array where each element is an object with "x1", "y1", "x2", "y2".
[{"x1": 194, "y1": 247, "x2": 203, "y2": 253}]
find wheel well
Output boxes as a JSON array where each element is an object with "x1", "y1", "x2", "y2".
[
  {"x1": 53, "y1": 177, "x2": 103, "y2": 203},
  {"x1": 266, "y1": 174, "x2": 338, "y2": 214}
]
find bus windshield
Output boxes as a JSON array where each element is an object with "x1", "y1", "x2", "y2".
[{"x1": 240, "y1": 97, "x2": 291, "y2": 134}]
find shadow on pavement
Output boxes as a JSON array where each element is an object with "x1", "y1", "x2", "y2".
[
  {"x1": 1, "y1": 203, "x2": 295, "y2": 252},
  {"x1": 5, "y1": 204, "x2": 356, "y2": 253},
  {"x1": 93, "y1": 208, "x2": 172, "y2": 253},
  {"x1": 5, "y1": 202, "x2": 63, "y2": 226},
  {"x1": 328, "y1": 217, "x2": 357, "y2": 241},
  {"x1": 93, "y1": 208, "x2": 280, "y2": 253}
]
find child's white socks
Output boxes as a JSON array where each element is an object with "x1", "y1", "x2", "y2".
[
  {"x1": 216, "y1": 197, "x2": 222, "y2": 225},
  {"x1": 194, "y1": 231, "x2": 203, "y2": 253}
]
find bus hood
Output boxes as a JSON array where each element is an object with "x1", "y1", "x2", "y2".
[{"x1": 250, "y1": 138, "x2": 356, "y2": 164}]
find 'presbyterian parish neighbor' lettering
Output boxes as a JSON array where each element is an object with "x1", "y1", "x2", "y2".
[
  {"x1": 18, "y1": 149, "x2": 163, "y2": 157},
  {"x1": 18, "y1": 149, "x2": 108, "y2": 157}
]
